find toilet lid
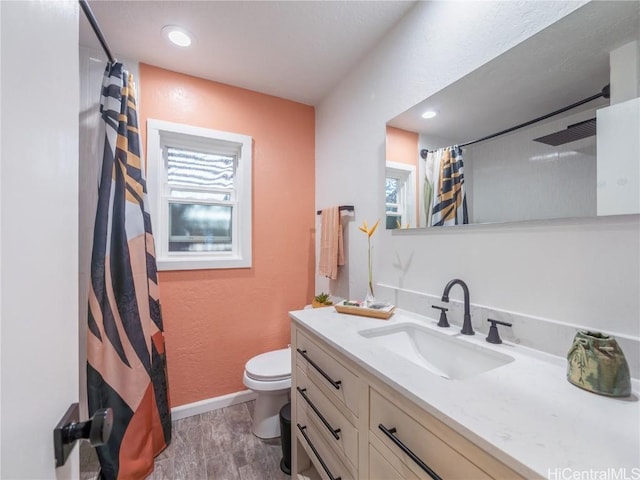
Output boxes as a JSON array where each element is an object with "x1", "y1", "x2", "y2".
[{"x1": 245, "y1": 348, "x2": 291, "y2": 381}]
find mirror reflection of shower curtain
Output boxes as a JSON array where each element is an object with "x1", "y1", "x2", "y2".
[
  {"x1": 425, "y1": 146, "x2": 468, "y2": 226},
  {"x1": 423, "y1": 149, "x2": 440, "y2": 226}
]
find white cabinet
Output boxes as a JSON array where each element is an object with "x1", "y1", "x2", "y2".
[
  {"x1": 291, "y1": 323, "x2": 529, "y2": 480},
  {"x1": 369, "y1": 443, "x2": 421, "y2": 480},
  {"x1": 296, "y1": 329, "x2": 360, "y2": 416},
  {"x1": 293, "y1": 328, "x2": 363, "y2": 479},
  {"x1": 369, "y1": 386, "x2": 523, "y2": 479},
  {"x1": 297, "y1": 367, "x2": 359, "y2": 470},
  {"x1": 596, "y1": 97, "x2": 640, "y2": 216}
]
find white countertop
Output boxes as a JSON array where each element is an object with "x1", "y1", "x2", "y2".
[{"x1": 290, "y1": 307, "x2": 640, "y2": 478}]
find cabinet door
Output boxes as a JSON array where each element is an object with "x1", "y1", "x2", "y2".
[
  {"x1": 297, "y1": 367, "x2": 359, "y2": 469},
  {"x1": 297, "y1": 406, "x2": 355, "y2": 480},
  {"x1": 296, "y1": 330, "x2": 360, "y2": 416},
  {"x1": 369, "y1": 443, "x2": 420, "y2": 480},
  {"x1": 370, "y1": 388, "x2": 492, "y2": 480}
]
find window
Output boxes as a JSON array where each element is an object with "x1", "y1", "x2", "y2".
[
  {"x1": 147, "y1": 119, "x2": 252, "y2": 270},
  {"x1": 385, "y1": 162, "x2": 415, "y2": 229}
]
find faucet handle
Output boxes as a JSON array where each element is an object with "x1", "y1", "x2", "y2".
[
  {"x1": 486, "y1": 318, "x2": 512, "y2": 344},
  {"x1": 431, "y1": 305, "x2": 450, "y2": 328}
]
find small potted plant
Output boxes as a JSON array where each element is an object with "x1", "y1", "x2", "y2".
[{"x1": 312, "y1": 292, "x2": 333, "y2": 308}]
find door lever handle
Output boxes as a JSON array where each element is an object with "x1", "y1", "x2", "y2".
[{"x1": 53, "y1": 403, "x2": 113, "y2": 467}]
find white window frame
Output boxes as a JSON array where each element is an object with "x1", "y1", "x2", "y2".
[
  {"x1": 147, "y1": 119, "x2": 252, "y2": 270},
  {"x1": 385, "y1": 161, "x2": 416, "y2": 229}
]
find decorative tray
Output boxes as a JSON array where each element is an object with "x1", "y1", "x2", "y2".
[{"x1": 334, "y1": 300, "x2": 395, "y2": 320}]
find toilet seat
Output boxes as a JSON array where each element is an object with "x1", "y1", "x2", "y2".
[
  {"x1": 243, "y1": 371, "x2": 291, "y2": 392},
  {"x1": 244, "y1": 348, "x2": 291, "y2": 382}
]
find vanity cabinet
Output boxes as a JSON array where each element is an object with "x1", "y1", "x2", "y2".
[
  {"x1": 291, "y1": 322, "x2": 527, "y2": 480},
  {"x1": 369, "y1": 386, "x2": 523, "y2": 479},
  {"x1": 293, "y1": 328, "x2": 361, "y2": 480}
]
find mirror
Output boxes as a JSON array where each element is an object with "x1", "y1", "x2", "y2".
[{"x1": 385, "y1": 2, "x2": 639, "y2": 229}]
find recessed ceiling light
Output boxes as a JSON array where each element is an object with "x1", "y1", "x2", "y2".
[
  {"x1": 162, "y1": 26, "x2": 192, "y2": 47},
  {"x1": 421, "y1": 110, "x2": 438, "y2": 119}
]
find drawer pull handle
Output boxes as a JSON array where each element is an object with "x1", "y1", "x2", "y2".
[
  {"x1": 296, "y1": 348, "x2": 342, "y2": 389},
  {"x1": 378, "y1": 424, "x2": 442, "y2": 480},
  {"x1": 297, "y1": 423, "x2": 342, "y2": 480},
  {"x1": 297, "y1": 387, "x2": 341, "y2": 440}
]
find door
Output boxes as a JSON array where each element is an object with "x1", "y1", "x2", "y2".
[{"x1": 1, "y1": 1, "x2": 80, "y2": 478}]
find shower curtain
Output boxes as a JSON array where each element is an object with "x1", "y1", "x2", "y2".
[
  {"x1": 87, "y1": 63, "x2": 171, "y2": 479},
  {"x1": 423, "y1": 148, "x2": 441, "y2": 226},
  {"x1": 426, "y1": 146, "x2": 468, "y2": 226}
]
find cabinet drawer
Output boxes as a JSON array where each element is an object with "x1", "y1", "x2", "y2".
[
  {"x1": 297, "y1": 406, "x2": 355, "y2": 480},
  {"x1": 369, "y1": 443, "x2": 420, "y2": 480},
  {"x1": 297, "y1": 367, "x2": 358, "y2": 469},
  {"x1": 296, "y1": 330, "x2": 359, "y2": 416},
  {"x1": 370, "y1": 388, "x2": 491, "y2": 480}
]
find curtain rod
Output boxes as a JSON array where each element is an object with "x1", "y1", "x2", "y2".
[
  {"x1": 420, "y1": 84, "x2": 610, "y2": 159},
  {"x1": 316, "y1": 205, "x2": 355, "y2": 215},
  {"x1": 79, "y1": 0, "x2": 116, "y2": 64}
]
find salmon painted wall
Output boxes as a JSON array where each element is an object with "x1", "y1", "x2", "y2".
[
  {"x1": 138, "y1": 64, "x2": 315, "y2": 407},
  {"x1": 386, "y1": 126, "x2": 419, "y2": 226}
]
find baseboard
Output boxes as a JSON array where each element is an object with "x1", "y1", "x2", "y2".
[{"x1": 171, "y1": 389, "x2": 258, "y2": 421}]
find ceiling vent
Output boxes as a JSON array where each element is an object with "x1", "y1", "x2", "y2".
[{"x1": 533, "y1": 118, "x2": 596, "y2": 146}]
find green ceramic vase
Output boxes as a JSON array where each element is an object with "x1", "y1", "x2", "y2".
[{"x1": 567, "y1": 331, "x2": 631, "y2": 397}]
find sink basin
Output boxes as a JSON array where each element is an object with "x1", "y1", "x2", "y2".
[{"x1": 358, "y1": 323, "x2": 514, "y2": 380}]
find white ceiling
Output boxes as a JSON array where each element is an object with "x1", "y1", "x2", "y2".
[
  {"x1": 388, "y1": 1, "x2": 640, "y2": 144},
  {"x1": 79, "y1": 0, "x2": 416, "y2": 106}
]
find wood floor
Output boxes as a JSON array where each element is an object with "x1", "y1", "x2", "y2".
[{"x1": 80, "y1": 400, "x2": 290, "y2": 480}]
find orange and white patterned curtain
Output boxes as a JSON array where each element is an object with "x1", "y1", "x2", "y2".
[
  {"x1": 430, "y1": 146, "x2": 468, "y2": 226},
  {"x1": 87, "y1": 62, "x2": 171, "y2": 479}
]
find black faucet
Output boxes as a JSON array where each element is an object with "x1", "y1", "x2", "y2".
[{"x1": 441, "y1": 279, "x2": 474, "y2": 335}]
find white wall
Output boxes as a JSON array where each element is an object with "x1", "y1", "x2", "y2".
[
  {"x1": 79, "y1": 47, "x2": 106, "y2": 420},
  {"x1": 316, "y1": 1, "x2": 639, "y2": 341},
  {"x1": 1, "y1": 1, "x2": 79, "y2": 477},
  {"x1": 469, "y1": 106, "x2": 598, "y2": 223}
]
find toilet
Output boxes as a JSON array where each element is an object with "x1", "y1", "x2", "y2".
[{"x1": 243, "y1": 347, "x2": 291, "y2": 439}]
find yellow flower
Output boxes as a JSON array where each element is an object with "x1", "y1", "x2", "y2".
[
  {"x1": 359, "y1": 219, "x2": 379, "y2": 299},
  {"x1": 359, "y1": 219, "x2": 380, "y2": 237}
]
